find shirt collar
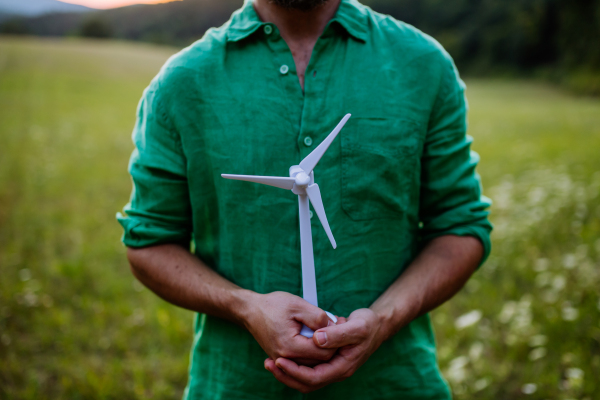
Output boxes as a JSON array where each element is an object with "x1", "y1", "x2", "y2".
[{"x1": 226, "y1": 0, "x2": 368, "y2": 43}]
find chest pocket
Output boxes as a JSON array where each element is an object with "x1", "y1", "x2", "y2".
[{"x1": 341, "y1": 117, "x2": 422, "y2": 221}]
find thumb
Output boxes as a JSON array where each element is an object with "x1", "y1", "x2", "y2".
[
  {"x1": 313, "y1": 317, "x2": 368, "y2": 348},
  {"x1": 293, "y1": 302, "x2": 336, "y2": 331}
]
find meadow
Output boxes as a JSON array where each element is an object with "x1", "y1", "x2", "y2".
[{"x1": 0, "y1": 37, "x2": 599, "y2": 399}]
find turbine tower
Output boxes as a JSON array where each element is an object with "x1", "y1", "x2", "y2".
[{"x1": 222, "y1": 114, "x2": 351, "y2": 337}]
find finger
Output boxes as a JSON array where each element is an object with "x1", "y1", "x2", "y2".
[
  {"x1": 265, "y1": 358, "x2": 313, "y2": 393},
  {"x1": 275, "y1": 355, "x2": 352, "y2": 386},
  {"x1": 288, "y1": 335, "x2": 335, "y2": 361},
  {"x1": 290, "y1": 300, "x2": 336, "y2": 331},
  {"x1": 293, "y1": 358, "x2": 326, "y2": 367},
  {"x1": 312, "y1": 318, "x2": 369, "y2": 349}
]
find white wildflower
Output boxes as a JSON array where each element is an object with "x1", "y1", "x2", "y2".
[
  {"x1": 19, "y1": 268, "x2": 31, "y2": 282},
  {"x1": 521, "y1": 383, "x2": 537, "y2": 394},
  {"x1": 534, "y1": 258, "x2": 549, "y2": 272},
  {"x1": 528, "y1": 187, "x2": 546, "y2": 205},
  {"x1": 512, "y1": 298, "x2": 533, "y2": 333},
  {"x1": 505, "y1": 334, "x2": 518, "y2": 346},
  {"x1": 473, "y1": 378, "x2": 490, "y2": 392},
  {"x1": 23, "y1": 292, "x2": 38, "y2": 307},
  {"x1": 576, "y1": 244, "x2": 588, "y2": 258},
  {"x1": 552, "y1": 275, "x2": 566, "y2": 291},
  {"x1": 561, "y1": 303, "x2": 579, "y2": 321},
  {"x1": 535, "y1": 272, "x2": 552, "y2": 287},
  {"x1": 469, "y1": 342, "x2": 484, "y2": 361},
  {"x1": 455, "y1": 310, "x2": 482, "y2": 330},
  {"x1": 529, "y1": 347, "x2": 547, "y2": 361},
  {"x1": 129, "y1": 308, "x2": 146, "y2": 326},
  {"x1": 566, "y1": 368, "x2": 584, "y2": 389},
  {"x1": 499, "y1": 301, "x2": 517, "y2": 323},
  {"x1": 446, "y1": 356, "x2": 468, "y2": 383},
  {"x1": 543, "y1": 290, "x2": 558, "y2": 304},
  {"x1": 565, "y1": 368, "x2": 583, "y2": 379},
  {"x1": 562, "y1": 254, "x2": 577, "y2": 269}
]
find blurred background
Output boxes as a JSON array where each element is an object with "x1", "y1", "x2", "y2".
[{"x1": 0, "y1": 0, "x2": 599, "y2": 398}]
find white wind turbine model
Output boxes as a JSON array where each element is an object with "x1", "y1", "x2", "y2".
[{"x1": 222, "y1": 114, "x2": 351, "y2": 338}]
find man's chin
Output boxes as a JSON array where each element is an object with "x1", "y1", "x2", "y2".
[{"x1": 269, "y1": 0, "x2": 329, "y2": 11}]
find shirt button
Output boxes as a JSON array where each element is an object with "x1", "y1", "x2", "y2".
[
  {"x1": 279, "y1": 64, "x2": 289, "y2": 75},
  {"x1": 303, "y1": 136, "x2": 313, "y2": 146},
  {"x1": 263, "y1": 25, "x2": 273, "y2": 35},
  {"x1": 309, "y1": 211, "x2": 314, "y2": 219}
]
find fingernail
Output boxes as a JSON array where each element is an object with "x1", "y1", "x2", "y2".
[
  {"x1": 316, "y1": 331, "x2": 327, "y2": 345},
  {"x1": 327, "y1": 320, "x2": 335, "y2": 326}
]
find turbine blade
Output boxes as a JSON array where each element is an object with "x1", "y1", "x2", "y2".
[
  {"x1": 299, "y1": 114, "x2": 351, "y2": 175},
  {"x1": 306, "y1": 183, "x2": 336, "y2": 249},
  {"x1": 221, "y1": 174, "x2": 295, "y2": 190}
]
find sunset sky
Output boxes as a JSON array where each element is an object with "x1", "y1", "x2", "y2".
[{"x1": 62, "y1": 0, "x2": 179, "y2": 10}]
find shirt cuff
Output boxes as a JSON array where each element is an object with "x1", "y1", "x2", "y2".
[{"x1": 117, "y1": 212, "x2": 191, "y2": 249}]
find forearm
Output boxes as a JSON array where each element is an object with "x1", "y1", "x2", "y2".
[
  {"x1": 127, "y1": 244, "x2": 256, "y2": 326},
  {"x1": 127, "y1": 243, "x2": 336, "y2": 364},
  {"x1": 370, "y1": 235, "x2": 483, "y2": 341}
]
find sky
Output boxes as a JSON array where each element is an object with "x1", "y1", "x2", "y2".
[{"x1": 62, "y1": 0, "x2": 179, "y2": 10}]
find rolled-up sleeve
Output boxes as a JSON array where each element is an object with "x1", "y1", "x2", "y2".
[
  {"x1": 419, "y1": 53, "x2": 493, "y2": 265},
  {"x1": 117, "y1": 80, "x2": 192, "y2": 248}
]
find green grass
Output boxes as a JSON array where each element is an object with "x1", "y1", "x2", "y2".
[{"x1": 1, "y1": 37, "x2": 599, "y2": 399}]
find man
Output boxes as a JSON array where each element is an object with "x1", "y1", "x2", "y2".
[{"x1": 117, "y1": 0, "x2": 492, "y2": 397}]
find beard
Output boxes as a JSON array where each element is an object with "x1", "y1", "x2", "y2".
[{"x1": 269, "y1": 0, "x2": 329, "y2": 11}]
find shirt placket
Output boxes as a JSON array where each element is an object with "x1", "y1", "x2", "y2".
[
  {"x1": 262, "y1": 23, "x2": 305, "y2": 132},
  {"x1": 299, "y1": 26, "x2": 338, "y2": 231}
]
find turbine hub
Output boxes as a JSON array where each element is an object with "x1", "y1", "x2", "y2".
[{"x1": 295, "y1": 172, "x2": 310, "y2": 187}]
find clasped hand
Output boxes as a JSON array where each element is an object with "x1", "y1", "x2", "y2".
[{"x1": 245, "y1": 292, "x2": 384, "y2": 393}]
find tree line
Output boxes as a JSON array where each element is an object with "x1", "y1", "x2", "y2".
[{"x1": 2, "y1": 0, "x2": 599, "y2": 92}]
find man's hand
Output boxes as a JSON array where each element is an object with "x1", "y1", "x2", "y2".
[
  {"x1": 263, "y1": 235, "x2": 484, "y2": 392},
  {"x1": 264, "y1": 308, "x2": 384, "y2": 392},
  {"x1": 244, "y1": 291, "x2": 337, "y2": 366}
]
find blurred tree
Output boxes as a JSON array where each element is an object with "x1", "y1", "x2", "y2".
[
  {"x1": 0, "y1": 18, "x2": 30, "y2": 35},
  {"x1": 9, "y1": 0, "x2": 600, "y2": 91},
  {"x1": 79, "y1": 17, "x2": 113, "y2": 39},
  {"x1": 556, "y1": 0, "x2": 600, "y2": 70}
]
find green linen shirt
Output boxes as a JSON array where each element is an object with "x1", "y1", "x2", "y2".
[{"x1": 117, "y1": 0, "x2": 492, "y2": 398}]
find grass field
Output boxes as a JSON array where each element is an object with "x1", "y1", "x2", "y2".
[{"x1": 1, "y1": 37, "x2": 599, "y2": 399}]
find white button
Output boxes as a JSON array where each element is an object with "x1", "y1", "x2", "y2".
[
  {"x1": 309, "y1": 211, "x2": 313, "y2": 219},
  {"x1": 279, "y1": 64, "x2": 289, "y2": 75},
  {"x1": 263, "y1": 25, "x2": 273, "y2": 35}
]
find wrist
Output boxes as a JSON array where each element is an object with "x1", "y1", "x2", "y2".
[
  {"x1": 371, "y1": 301, "x2": 415, "y2": 343},
  {"x1": 230, "y1": 288, "x2": 262, "y2": 329}
]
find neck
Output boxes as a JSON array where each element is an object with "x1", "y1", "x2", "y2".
[
  {"x1": 253, "y1": 0, "x2": 340, "y2": 42},
  {"x1": 253, "y1": 0, "x2": 341, "y2": 90}
]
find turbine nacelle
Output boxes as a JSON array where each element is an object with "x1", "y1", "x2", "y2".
[
  {"x1": 290, "y1": 166, "x2": 313, "y2": 195},
  {"x1": 294, "y1": 171, "x2": 311, "y2": 187}
]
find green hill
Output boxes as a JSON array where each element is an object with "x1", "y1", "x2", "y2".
[
  {"x1": 0, "y1": 0, "x2": 92, "y2": 17},
  {"x1": 7, "y1": 0, "x2": 242, "y2": 46}
]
